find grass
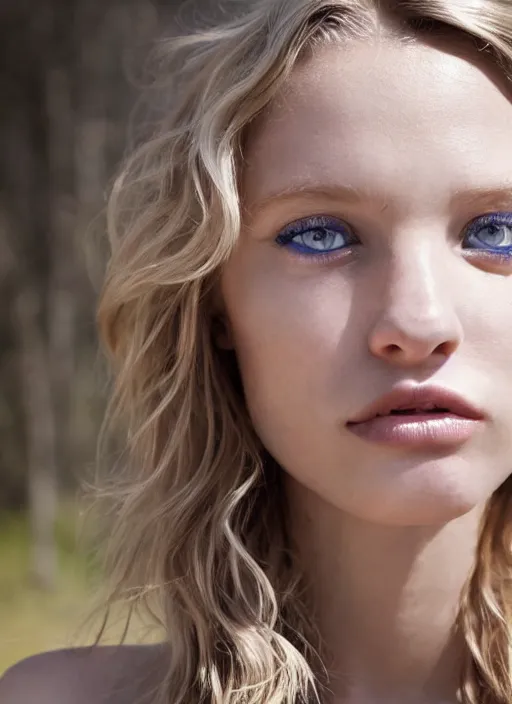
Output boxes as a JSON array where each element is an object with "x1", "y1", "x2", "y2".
[{"x1": 0, "y1": 500, "x2": 162, "y2": 675}]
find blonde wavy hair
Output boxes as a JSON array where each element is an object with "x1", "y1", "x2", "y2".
[{"x1": 94, "y1": 0, "x2": 512, "y2": 702}]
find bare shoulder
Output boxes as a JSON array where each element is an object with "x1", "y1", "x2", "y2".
[{"x1": 0, "y1": 643, "x2": 168, "y2": 704}]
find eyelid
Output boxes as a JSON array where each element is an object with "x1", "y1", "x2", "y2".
[
  {"x1": 277, "y1": 213, "x2": 355, "y2": 237},
  {"x1": 464, "y1": 210, "x2": 512, "y2": 233}
]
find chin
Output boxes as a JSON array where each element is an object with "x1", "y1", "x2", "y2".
[
  {"x1": 326, "y1": 453, "x2": 492, "y2": 527},
  {"x1": 349, "y1": 477, "x2": 486, "y2": 527},
  {"x1": 358, "y1": 496, "x2": 480, "y2": 527}
]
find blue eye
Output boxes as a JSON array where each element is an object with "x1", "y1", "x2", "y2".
[
  {"x1": 463, "y1": 212, "x2": 512, "y2": 253},
  {"x1": 275, "y1": 215, "x2": 357, "y2": 256}
]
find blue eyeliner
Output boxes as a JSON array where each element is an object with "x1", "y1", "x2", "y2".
[
  {"x1": 275, "y1": 214, "x2": 357, "y2": 256},
  {"x1": 274, "y1": 211, "x2": 512, "y2": 260}
]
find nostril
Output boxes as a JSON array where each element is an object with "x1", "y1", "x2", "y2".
[
  {"x1": 435, "y1": 340, "x2": 457, "y2": 357},
  {"x1": 369, "y1": 317, "x2": 462, "y2": 365}
]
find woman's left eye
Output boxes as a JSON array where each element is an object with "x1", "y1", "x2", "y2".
[
  {"x1": 463, "y1": 212, "x2": 512, "y2": 252},
  {"x1": 275, "y1": 215, "x2": 357, "y2": 256}
]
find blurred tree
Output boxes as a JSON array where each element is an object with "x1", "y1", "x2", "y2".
[
  {"x1": 0, "y1": 0, "x2": 167, "y2": 588},
  {"x1": 0, "y1": 0, "x2": 245, "y2": 588}
]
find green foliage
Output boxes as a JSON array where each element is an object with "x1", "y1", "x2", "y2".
[
  {"x1": 0, "y1": 505, "x2": 90, "y2": 673},
  {"x1": 0, "y1": 501, "x2": 158, "y2": 675}
]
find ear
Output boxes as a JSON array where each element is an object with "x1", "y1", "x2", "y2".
[{"x1": 212, "y1": 313, "x2": 234, "y2": 350}]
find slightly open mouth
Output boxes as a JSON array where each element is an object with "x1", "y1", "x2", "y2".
[
  {"x1": 347, "y1": 386, "x2": 485, "y2": 427},
  {"x1": 386, "y1": 407, "x2": 451, "y2": 416}
]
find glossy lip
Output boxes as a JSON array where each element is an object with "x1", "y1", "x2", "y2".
[{"x1": 347, "y1": 384, "x2": 486, "y2": 425}]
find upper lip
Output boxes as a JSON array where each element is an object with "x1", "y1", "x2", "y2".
[{"x1": 347, "y1": 384, "x2": 486, "y2": 424}]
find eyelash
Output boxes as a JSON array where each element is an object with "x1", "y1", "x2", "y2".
[
  {"x1": 275, "y1": 215, "x2": 357, "y2": 263},
  {"x1": 275, "y1": 212, "x2": 512, "y2": 262}
]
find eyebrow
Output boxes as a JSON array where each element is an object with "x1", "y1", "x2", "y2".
[
  {"x1": 246, "y1": 183, "x2": 512, "y2": 218},
  {"x1": 451, "y1": 186, "x2": 512, "y2": 210},
  {"x1": 246, "y1": 185, "x2": 372, "y2": 218}
]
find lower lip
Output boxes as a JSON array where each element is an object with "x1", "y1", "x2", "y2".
[{"x1": 346, "y1": 413, "x2": 482, "y2": 447}]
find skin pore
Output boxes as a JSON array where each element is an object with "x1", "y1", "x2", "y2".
[{"x1": 220, "y1": 33, "x2": 512, "y2": 704}]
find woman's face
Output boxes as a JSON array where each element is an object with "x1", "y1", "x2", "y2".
[{"x1": 220, "y1": 37, "x2": 512, "y2": 525}]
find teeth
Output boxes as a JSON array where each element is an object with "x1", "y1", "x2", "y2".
[{"x1": 387, "y1": 406, "x2": 449, "y2": 416}]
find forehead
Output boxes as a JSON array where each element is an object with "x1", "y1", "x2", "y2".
[{"x1": 242, "y1": 39, "x2": 512, "y2": 212}]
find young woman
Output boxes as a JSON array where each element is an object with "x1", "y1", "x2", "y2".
[{"x1": 2, "y1": 0, "x2": 512, "y2": 702}]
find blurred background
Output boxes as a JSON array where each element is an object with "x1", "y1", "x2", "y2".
[{"x1": 0, "y1": 0, "x2": 218, "y2": 674}]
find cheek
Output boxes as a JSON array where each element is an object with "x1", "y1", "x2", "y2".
[
  {"x1": 220, "y1": 248, "x2": 354, "y2": 445},
  {"x1": 462, "y1": 287, "x2": 512, "y2": 446},
  {"x1": 459, "y1": 278, "x2": 512, "y2": 385}
]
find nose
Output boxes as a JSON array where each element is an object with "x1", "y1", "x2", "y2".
[{"x1": 367, "y1": 248, "x2": 463, "y2": 367}]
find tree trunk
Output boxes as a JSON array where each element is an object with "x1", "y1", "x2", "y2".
[
  {"x1": 46, "y1": 65, "x2": 77, "y2": 485},
  {"x1": 14, "y1": 287, "x2": 57, "y2": 591}
]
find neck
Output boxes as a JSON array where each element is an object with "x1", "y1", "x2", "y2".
[{"x1": 285, "y1": 478, "x2": 485, "y2": 704}]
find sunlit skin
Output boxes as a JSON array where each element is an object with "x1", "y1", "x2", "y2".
[{"x1": 220, "y1": 36, "x2": 512, "y2": 704}]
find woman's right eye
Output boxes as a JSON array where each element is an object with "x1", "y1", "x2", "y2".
[{"x1": 275, "y1": 215, "x2": 358, "y2": 257}]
